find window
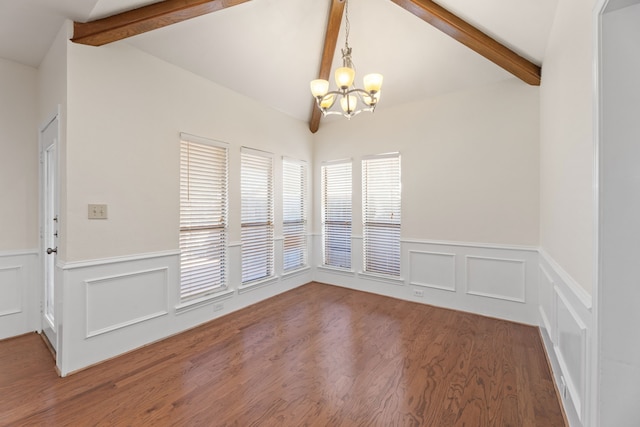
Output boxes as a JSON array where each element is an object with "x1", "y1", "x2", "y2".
[
  {"x1": 283, "y1": 158, "x2": 307, "y2": 272},
  {"x1": 241, "y1": 148, "x2": 274, "y2": 284},
  {"x1": 362, "y1": 153, "x2": 401, "y2": 276},
  {"x1": 321, "y1": 160, "x2": 352, "y2": 269},
  {"x1": 179, "y1": 134, "x2": 228, "y2": 301}
]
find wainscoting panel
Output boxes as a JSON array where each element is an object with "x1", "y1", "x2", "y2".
[
  {"x1": 555, "y1": 286, "x2": 587, "y2": 420},
  {"x1": 58, "y1": 243, "x2": 312, "y2": 376},
  {"x1": 314, "y1": 236, "x2": 539, "y2": 325},
  {"x1": 0, "y1": 250, "x2": 39, "y2": 340},
  {"x1": 0, "y1": 265, "x2": 21, "y2": 316},
  {"x1": 409, "y1": 251, "x2": 456, "y2": 292},
  {"x1": 538, "y1": 264, "x2": 555, "y2": 340},
  {"x1": 465, "y1": 256, "x2": 526, "y2": 303},
  {"x1": 538, "y1": 249, "x2": 593, "y2": 427},
  {"x1": 85, "y1": 268, "x2": 169, "y2": 338}
]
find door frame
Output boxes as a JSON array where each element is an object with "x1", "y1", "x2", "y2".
[{"x1": 39, "y1": 106, "x2": 61, "y2": 359}]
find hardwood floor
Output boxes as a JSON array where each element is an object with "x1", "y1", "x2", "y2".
[{"x1": 0, "y1": 282, "x2": 565, "y2": 426}]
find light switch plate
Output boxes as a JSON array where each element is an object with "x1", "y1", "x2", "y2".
[{"x1": 88, "y1": 204, "x2": 108, "y2": 219}]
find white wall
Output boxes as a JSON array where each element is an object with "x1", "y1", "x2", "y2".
[
  {"x1": 0, "y1": 58, "x2": 38, "y2": 251},
  {"x1": 538, "y1": 1, "x2": 598, "y2": 425},
  {"x1": 539, "y1": 0, "x2": 596, "y2": 296},
  {"x1": 66, "y1": 41, "x2": 312, "y2": 262},
  {"x1": 599, "y1": 2, "x2": 640, "y2": 425},
  {"x1": 51, "y1": 40, "x2": 314, "y2": 374},
  {"x1": 38, "y1": 21, "x2": 70, "y2": 261},
  {"x1": 312, "y1": 79, "x2": 542, "y2": 325},
  {"x1": 0, "y1": 57, "x2": 39, "y2": 339},
  {"x1": 314, "y1": 78, "x2": 540, "y2": 246}
]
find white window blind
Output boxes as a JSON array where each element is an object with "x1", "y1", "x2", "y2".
[
  {"x1": 179, "y1": 135, "x2": 228, "y2": 301},
  {"x1": 283, "y1": 158, "x2": 307, "y2": 272},
  {"x1": 362, "y1": 153, "x2": 401, "y2": 276},
  {"x1": 241, "y1": 148, "x2": 274, "y2": 284},
  {"x1": 321, "y1": 161, "x2": 352, "y2": 269}
]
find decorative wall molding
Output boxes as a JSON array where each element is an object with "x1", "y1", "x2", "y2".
[
  {"x1": 0, "y1": 250, "x2": 39, "y2": 340},
  {"x1": 58, "y1": 248, "x2": 311, "y2": 375},
  {"x1": 59, "y1": 250, "x2": 180, "y2": 270},
  {"x1": 539, "y1": 248, "x2": 592, "y2": 309},
  {"x1": 0, "y1": 265, "x2": 22, "y2": 317},
  {"x1": 465, "y1": 256, "x2": 526, "y2": 303},
  {"x1": 554, "y1": 285, "x2": 587, "y2": 421},
  {"x1": 85, "y1": 267, "x2": 169, "y2": 338},
  {"x1": 0, "y1": 249, "x2": 39, "y2": 258},
  {"x1": 315, "y1": 236, "x2": 539, "y2": 325},
  {"x1": 408, "y1": 250, "x2": 456, "y2": 292},
  {"x1": 538, "y1": 264, "x2": 554, "y2": 338},
  {"x1": 538, "y1": 249, "x2": 592, "y2": 426},
  {"x1": 401, "y1": 238, "x2": 538, "y2": 252}
]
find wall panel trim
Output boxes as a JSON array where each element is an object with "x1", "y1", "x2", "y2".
[
  {"x1": 60, "y1": 250, "x2": 180, "y2": 270},
  {"x1": 0, "y1": 249, "x2": 39, "y2": 258},
  {"x1": 408, "y1": 250, "x2": 456, "y2": 292},
  {"x1": 401, "y1": 238, "x2": 538, "y2": 252},
  {"x1": 84, "y1": 267, "x2": 169, "y2": 338},
  {"x1": 539, "y1": 248, "x2": 592, "y2": 309},
  {"x1": 465, "y1": 255, "x2": 526, "y2": 303}
]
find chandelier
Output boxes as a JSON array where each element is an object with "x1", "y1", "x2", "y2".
[{"x1": 310, "y1": 0, "x2": 383, "y2": 119}]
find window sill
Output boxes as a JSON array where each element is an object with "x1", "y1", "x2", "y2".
[
  {"x1": 357, "y1": 271, "x2": 405, "y2": 286},
  {"x1": 175, "y1": 288, "x2": 235, "y2": 315},
  {"x1": 316, "y1": 265, "x2": 356, "y2": 276},
  {"x1": 282, "y1": 266, "x2": 311, "y2": 278},
  {"x1": 237, "y1": 276, "x2": 279, "y2": 294}
]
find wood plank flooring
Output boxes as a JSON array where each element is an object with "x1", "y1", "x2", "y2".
[{"x1": 0, "y1": 282, "x2": 566, "y2": 426}]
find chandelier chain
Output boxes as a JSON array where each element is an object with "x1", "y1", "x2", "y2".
[{"x1": 344, "y1": 0, "x2": 350, "y2": 50}]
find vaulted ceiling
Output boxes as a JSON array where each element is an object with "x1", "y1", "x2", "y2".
[{"x1": 0, "y1": 0, "x2": 558, "y2": 131}]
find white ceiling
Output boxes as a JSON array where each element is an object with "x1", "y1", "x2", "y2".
[{"x1": 0, "y1": 0, "x2": 558, "y2": 123}]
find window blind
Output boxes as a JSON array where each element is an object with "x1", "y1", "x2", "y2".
[
  {"x1": 179, "y1": 136, "x2": 228, "y2": 301},
  {"x1": 321, "y1": 161, "x2": 352, "y2": 269},
  {"x1": 283, "y1": 158, "x2": 307, "y2": 272},
  {"x1": 362, "y1": 153, "x2": 401, "y2": 276},
  {"x1": 241, "y1": 148, "x2": 274, "y2": 284}
]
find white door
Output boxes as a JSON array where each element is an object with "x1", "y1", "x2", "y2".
[{"x1": 41, "y1": 114, "x2": 59, "y2": 352}]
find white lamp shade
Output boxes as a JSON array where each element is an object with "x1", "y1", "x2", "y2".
[
  {"x1": 340, "y1": 95, "x2": 357, "y2": 113},
  {"x1": 320, "y1": 94, "x2": 335, "y2": 109},
  {"x1": 310, "y1": 79, "x2": 329, "y2": 97},
  {"x1": 335, "y1": 67, "x2": 355, "y2": 89},
  {"x1": 363, "y1": 73, "x2": 383, "y2": 93}
]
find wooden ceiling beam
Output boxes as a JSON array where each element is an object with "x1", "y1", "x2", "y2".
[
  {"x1": 309, "y1": 0, "x2": 346, "y2": 134},
  {"x1": 390, "y1": 0, "x2": 541, "y2": 85},
  {"x1": 72, "y1": 0, "x2": 251, "y2": 46}
]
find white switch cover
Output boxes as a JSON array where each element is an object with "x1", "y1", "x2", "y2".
[{"x1": 88, "y1": 204, "x2": 108, "y2": 219}]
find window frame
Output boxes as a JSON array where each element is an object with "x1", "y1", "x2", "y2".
[
  {"x1": 362, "y1": 152, "x2": 401, "y2": 277},
  {"x1": 240, "y1": 147, "x2": 275, "y2": 285},
  {"x1": 178, "y1": 133, "x2": 229, "y2": 302},
  {"x1": 282, "y1": 157, "x2": 308, "y2": 272},
  {"x1": 321, "y1": 159, "x2": 353, "y2": 270}
]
